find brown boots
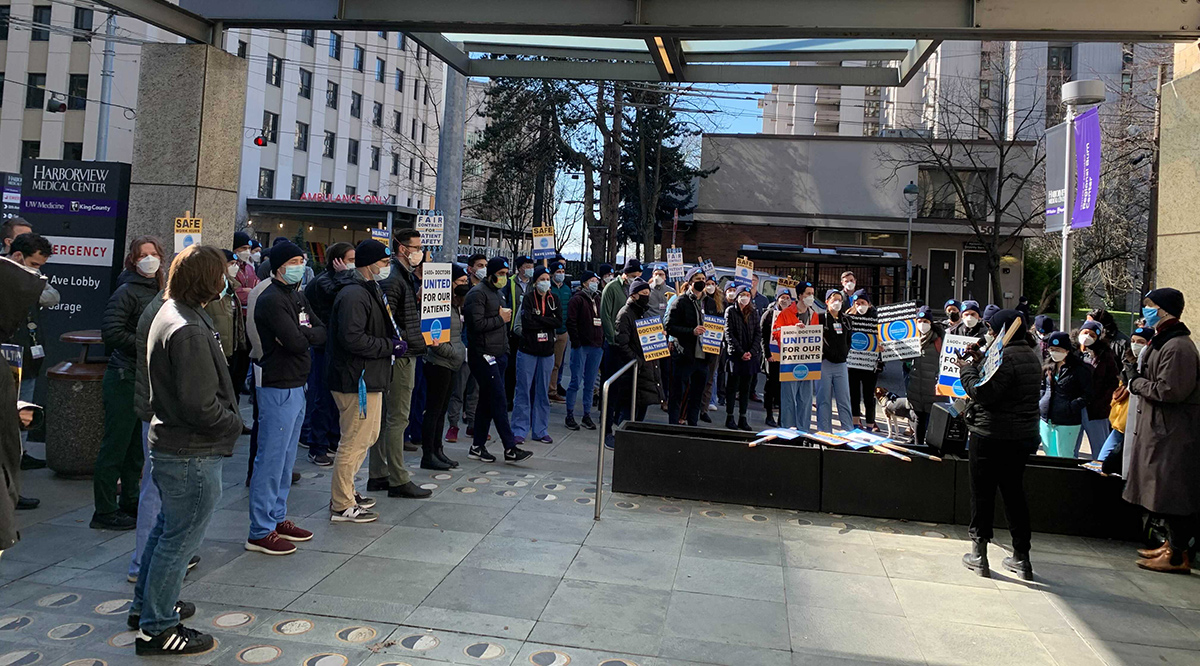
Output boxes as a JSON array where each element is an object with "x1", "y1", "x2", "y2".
[{"x1": 1136, "y1": 542, "x2": 1192, "y2": 574}]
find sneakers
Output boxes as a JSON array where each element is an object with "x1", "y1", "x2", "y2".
[
  {"x1": 366, "y1": 477, "x2": 389, "y2": 492},
  {"x1": 504, "y1": 447, "x2": 533, "y2": 463},
  {"x1": 127, "y1": 601, "x2": 195, "y2": 630},
  {"x1": 330, "y1": 504, "x2": 379, "y2": 523},
  {"x1": 135, "y1": 623, "x2": 215, "y2": 656},
  {"x1": 514, "y1": 436, "x2": 526, "y2": 445},
  {"x1": 90, "y1": 510, "x2": 136, "y2": 531},
  {"x1": 275, "y1": 520, "x2": 313, "y2": 542},
  {"x1": 297, "y1": 441, "x2": 310, "y2": 449},
  {"x1": 445, "y1": 426, "x2": 459, "y2": 443},
  {"x1": 581, "y1": 415, "x2": 597, "y2": 430},
  {"x1": 549, "y1": 392, "x2": 566, "y2": 403},
  {"x1": 403, "y1": 440, "x2": 419, "y2": 452},
  {"x1": 565, "y1": 415, "x2": 579, "y2": 431},
  {"x1": 707, "y1": 403, "x2": 719, "y2": 412},
  {"x1": 354, "y1": 493, "x2": 376, "y2": 509},
  {"x1": 16, "y1": 495, "x2": 39, "y2": 510},
  {"x1": 468, "y1": 446, "x2": 496, "y2": 463},
  {"x1": 187, "y1": 555, "x2": 200, "y2": 571},
  {"x1": 308, "y1": 452, "x2": 333, "y2": 467},
  {"x1": 245, "y1": 531, "x2": 296, "y2": 555},
  {"x1": 533, "y1": 435, "x2": 554, "y2": 444},
  {"x1": 765, "y1": 415, "x2": 778, "y2": 428},
  {"x1": 388, "y1": 482, "x2": 433, "y2": 499},
  {"x1": 699, "y1": 412, "x2": 711, "y2": 423}
]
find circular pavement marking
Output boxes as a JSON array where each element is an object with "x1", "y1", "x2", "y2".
[
  {"x1": 273, "y1": 619, "x2": 314, "y2": 635},
  {"x1": 542, "y1": 483, "x2": 565, "y2": 491},
  {"x1": 463, "y1": 642, "x2": 505, "y2": 659},
  {"x1": 599, "y1": 660, "x2": 638, "y2": 666},
  {"x1": 237, "y1": 646, "x2": 282, "y2": 664},
  {"x1": 533, "y1": 493, "x2": 557, "y2": 501},
  {"x1": 0, "y1": 650, "x2": 42, "y2": 666},
  {"x1": 455, "y1": 486, "x2": 478, "y2": 494},
  {"x1": 0, "y1": 616, "x2": 32, "y2": 632},
  {"x1": 47, "y1": 622, "x2": 93, "y2": 640},
  {"x1": 505, "y1": 480, "x2": 529, "y2": 487},
  {"x1": 702, "y1": 510, "x2": 725, "y2": 518},
  {"x1": 469, "y1": 477, "x2": 491, "y2": 484},
  {"x1": 300, "y1": 472, "x2": 324, "y2": 479},
  {"x1": 398, "y1": 634, "x2": 439, "y2": 651},
  {"x1": 419, "y1": 483, "x2": 439, "y2": 490},
  {"x1": 656, "y1": 506, "x2": 682, "y2": 514},
  {"x1": 93, "y1": 599, "x2": 131, "y2": 616},
  {"x1": 485, "y1": 470, "x2": 501, "y2": 476},
  {"x1": 496, "y1": 490, "x2": 519, "y2": 498},
  {"x1": 433, "y1": 473, "x2": 453, "y2": 480},
  {"x1": 335, "y1": 626, "x2": 376, "y2": 643},
  {"x1": 302, "y1": 654, "x2": 347, "y2": 666},
  {"x1": 574, "y1": 497, "x2": 594, "y2": 505},
  {"x1": 63, "y1": 660, "x2": 106, "y2": 666},
  {"x1": 921, "y1": 530, "x2": 948, "y2": 539},
  {"x1": 788, "y1": 518, "x2": 813, "y2": 526},
  {"x1": 613, "y1": 501, "x2": 639, "y2": 509},
  {"x1": 528, "y1": 650, "x2": 571, "y2": 666},
  {"x1": 107, "y1": 631, "x2": 137, "y2": 648},
  {"x1": 36, "y1": 592, "x2": 80, "y2": 608},
  {"x1": 743, "y1": 513, "x2": 769, "y2": 523},
  {"x1": 213, "y1": 611, "x2": 255, "y2": 628}
]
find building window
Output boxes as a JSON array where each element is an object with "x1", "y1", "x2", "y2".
[
  {"x1": 863, "y1": 100, "x2": 880, "y2": 118},
  {"x1": 864, "y1": 85, "x2": 881, "y2": 97},
  {"x1": 418, "y1": 163, "x2": 424, "y2": 183},
  {"x1": 377, "y1": 30, "x2": 387, "y2": 39},
  {"x1": 1047, "y1": 46, "x2": 1072, "y2": 72},
  {"x1": 368, "y1": 189, "x2": 377, "y2": 198},
  {"x1": 411, "y1": 118, "x2": 417, "y2": 140},
  {"x1": 345, "y1": 185, "x2": 356, "y2": 195},
  {"x1": 31, "y1": 5, "x2": 50, "y2": 41},
  {"x1": 237, "y1": 40, "x2": 247, "y2": 58},
  {"x1": 347, "y1": 138, "x2": 359, "y2": 165},
  {"x1": 375, "y1": 58, "x2": 385, "y2": 82},
  {"x1": 72, "y1": 7, "x2": 92, "y2": 41},
  {"x1": 326, "y1": 81, "x2": 338, "y2": 109},
  {"x1": 979, "y1": 106, "x2": 990, "y2": 127},
  {"x1": 353, "y1": 45, "x2": 364, "y2": 72},
  {"x1": 398, "y1": 33, "x2": 406, "y2": 50},
  {"x1": 979, "y1": 80, "x2": 990, "y2": 100},
  {"x1": 0, "y1": 7, "x2": 10, "y2": 40},
  {"x1": 265, "y1": 54, "x2": 282, "y2": 87},
  {"x1": 66, "y1": 74, "x2": 88, "y2": 110},
  {"x1": 393, "y1": 110, "x2": 402, "y2": 132},
  {"x1": 981, "y1": 50, "x2": 992, "y2": 70},
  {"x1": 416, "y1": 45, "x2": 422, "y2": 62},
  {"x1": 370, "y1": 145, "x2": 380, "y2": 171},
  {"x1": 290, "y1": 174, "x2": 305, "y2": 199},
  {"x1": 261, "y1": 110, "x2": 279, "y2": 143},
  {"x1": 391, "y1": 152, "x2": 399, "y2": 175},
  {"x1": 319, "y1": 180, "x2": 332, "y2": 195},
  {"x1": 63, "y1": 142, "x2": 83, "y2": 160},
  {"x1": 350, "y1": 91, "x2": 362, "y2": 118},
  {"x1": 413, "y1": 81, "x2": 419, "y2": 101},
  {"x1": 1121, "y1": 71, "x2": 1134, "y2": 93},
  {"x1": 861, "y1": 122, "x2": 879, "y2": 137},
  {"x1": 421, "y1": 123, "x2": 427, "y2": 143},
  {"x1": 0, "y1": 74, "x2": 5, "y2": 106},
  {"x1": 26, "y1": 74, "x2": 45, "y2": 109},
  {"x1": 372, "y1": 101, "x2": 382, "y2": 126},
  {"x1": 408, "y1": 157, "x2": 415, "y2": 180},
  {"x1": 258, "y1": 168, "x2": 275, "y2": 198},
  {"x1": 323, "y1": 131, "x2": 336, "y2": 158},
  {"x1": 298, "y1": 68, "x2": 312, "y2": 98},
  {"x1": 329, "y1": 32, "x2": 341, "y2": 60},
  {"x1": 294, "y1": 121, "x2": 309, "y2": 151},
  {"x1": 300, "y1": 29, "x2": 314, "y2": 47},
  {"x1": 395, "y1": 70, "x2": 403, "y2": 92},
  {"x1": 21, "y1": 141, "x2": 40, "y2": 161},
  {"x1": 425, "y1": 49, "x2": 431, "y2": 66}
]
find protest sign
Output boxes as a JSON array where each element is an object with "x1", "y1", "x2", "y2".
[
  {"x1": 636, "y1": 317, "x2": 671, "y2": 361},
  {"x1": 776, "y1": 276, "x2": 798, "y2": 297},
  {"x1": 735, "y1": 257, "x2": 754, "y2": 290},
  {"x1": 976, "y1": 323, "x2": 1008, "y2": 386},
  {"x1": 370, "y1": 227, "x2": 390, "y2": 246},
  {"x1": 701, "y1": 258, "x2": 716, "y2": 279},
  {"x1": 416, "y1": 209, "x2": 445, "y2": 247},
  {"x1": 532, "y1": 225, "x2": 556, "y2": 261},
  {"x1": 846, "y1": 313, "x2": 879, "y2": 371},
  {"x1": 2, "y1": 343, "x2": 21, "y2": 385},
  {"x1": 173, "y1": 211, "x2": 202, "y2": 255},
  {"x1": 779, "y1": 324, "x2": 822, "y2": 382},
  {"x1": 876, "y1": 301, "x2": 921, "y2": 361},
  {"x1": 937, "y1": 334, "x2": 978, "y2": 397},
  {"x1": 666, "y1": 247, "x2": 685, "y2": 281},
  {"x1": 701, "y1": 313, "x2": 725, "y2": 354},
  {"x1": 419, "y1": 263, "x2": 452, "y2": 346}
]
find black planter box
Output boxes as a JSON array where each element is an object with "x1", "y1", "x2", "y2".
[
  {"x1": 612, "y1": 422, "x2": 821, "y2": 511},
  {"x1": 819, "y1": 444, "x2": 958, "y2": 524}
]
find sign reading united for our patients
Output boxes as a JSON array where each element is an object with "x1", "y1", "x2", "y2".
[
  {"x1": 416, "y1": 209, "x2": 444, "y2": 247},
  {"x1": 734, "y1": 257, "x2": 754, "y2": 290},
  {"x1": 779, "y1": 324, "x2": 822, "y2": 382},
  {"x1": 938, "y1": 334, "x2": 978, "y2": 397},
  {"x1": 532, "y1": 225, "x2": 556, "y2": 260},
  {"x1": 420, "y1": 262, "x2": 452, "y2": 345},
  {"x1": 173, "y1": 211, "x2": 202, "y2": 255},
  {"x1": 635, "y1": 317, "x2": 670, "y2": 361},
  {"x1": 701, "y1": 314, "x2": 725, "y2": 354},
  {"x1": 876, "y1": 301, "x2": 921, "y2": 361}
]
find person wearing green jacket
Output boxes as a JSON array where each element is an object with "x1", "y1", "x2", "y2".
[
  {"x1": 600, "y1": 259, "x2": 643, "y2": 398},
  {"x1": 548, "y1": 261, "x2": 573, "y2": 401}
]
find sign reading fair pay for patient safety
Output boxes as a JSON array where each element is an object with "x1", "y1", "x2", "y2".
[{"x1": 420, "y1": 262, "x2": 452, "y2": 345}]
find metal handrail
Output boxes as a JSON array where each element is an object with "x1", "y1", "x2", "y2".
[{"x1": 594, "y1": 358, "x2": 638, "y2": 520}]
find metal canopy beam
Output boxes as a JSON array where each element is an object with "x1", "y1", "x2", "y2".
[
  {"x1": 95, "y1": 0, "x2": 215, "y2": 43},
  {"x1": 684, "y1": 49, "x2": 911, "y2": 63},
  {"x1": 407, "y1": 32, "x2": 471, "y2": 73},
  {"x1": 899, "y1": 39, "x2": 940, "y2": 85},
  {"x1": 467, "y1": 58, "x2": 902, "y2": 86}
]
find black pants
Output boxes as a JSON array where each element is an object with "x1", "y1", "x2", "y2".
[
  {"x1": 229, "y1": 350, "x2": 250, "y2": 397},
  {"x1": 470, "y1": 351, "x2": 516, "y2": 450},
  {"x1": 422, "y1": 363, "x2": 455, "y2": 454},
  {"x1": 915, "y1": 410, "x2": 930, "y2": 446},
  {"x1": 669, "y1": 355, "x2": 708, "y2": 426},
  {"x1": 1159, "y1": 513, "x2": 1199, "y2": 563},
  {"x1": 726, "y1": 373, "x2": 752, "y2": 417},
  {"x1": 968, "y1": 433, "x2": 1033, "y2": 553},
  {"x1": 848, "y1": 368, "x2": 878, "y2": 423},
  {"x1": 505, "y1": 342, "x2": 518, "y2": 411},
  {"x1": 764, "y1": 362, "x2": 781, "y2": 418}
]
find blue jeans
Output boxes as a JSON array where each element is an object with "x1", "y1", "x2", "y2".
[
  {"x1": 1097, "y1": 428, "x2": 1124, "y2": 462},
  {"x1": 129, "y1": 421, "x2": 156, "y2": 578},
  {"x1": 816, "y1": 360, "x2": 853, "y2": 433},
  {"x1": 132, "y1": 451, "x2": 223, "y2": 635},
  {"x1": 513, "y1": 351, "x2": 552, "y2": 440},
  {"x1": 1075, "y1": 407, "x2": 1111, "y2": 459},
  {"x1": 565, "y1": 345, "x2": 603, "y2": 418},
  {"x1": 305, "y1": 346, "x2": 339, "y2": 456},
  {"x1": 249, "y1": 386, "x2": 305, "y2": 540},
  {"x1": 780, "y1": 380, "x2": 814, "y2": 432},
  {"x1": 469, "y1": 351, "x2": 515, "y2": 450}
]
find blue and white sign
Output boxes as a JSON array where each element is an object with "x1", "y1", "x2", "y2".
[
  {"x1": 779, "y1": 324, "x2": 822, "y2": 382},
  {"x1": 876, "y1": 301, "x2": 921, "y2": 362},
  {"x1": 420, "y1": 262, "x2": 452, "y2": 346},
  {"x1": 666, "y1": 247, "x2": 685, "y2": 281},
  {"x1": 532, "y1": 225, "x2": 556, "y2": 260},
  {"x1": 734, "y1": 257, "x2": 754, "y2": 291},
  {"x1": 938, "y1": 334, "x2": 978, "y2": 397}
]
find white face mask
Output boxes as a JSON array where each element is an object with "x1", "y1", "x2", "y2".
[
  {"x1": 984, "y1": 331, "x2": 996, "y2": 344},
  {"x1": 828, "y1": 300, "x2": 842, "y2": 313},
  {"x1": 408, "y1": 250, "x2": 423, "y2": 266},
  {"x1": 651, "y1": 276, "x2": 664, "y2": 287},
  {"x1": 705, "y1": 284, "x2": 716, "y2": 294},
  {"x1": 737, "y1": 294, "x2": 751, "y2": 306},
  {"x1": 536, "y1": 280, "x2": 551, "y2": 293},
  {"x1": 251, "y1": 251, "x2": 261, "y2": 262},
  {"x1": 227, "y1": 264, "x2": 239, "y2": 278},
  {"x1": 374, "y1": 264, "x2": 391, "y2": 281},
  {"x1": 778, "y1": 299, "x2": 792, "y2": 310},
  {"x1": 1131, "y1": 342, "x2": 1147, "y2": 356},
  {"x1": 917, "y1": 321, "x2": 932, "y2": 335},
  {"x1": 802, "y1": 295, "x2": 815, "y2": 308},
  {"x1": 1049, "y1": 349, "x2": 1068, "y2": 362},
  {"x1": 236, "y1": 249, "x2": 251, "y2": 262},
  {"x1": 855, "y1": 303, "x2": 869, "y2": 315},
  {"x1": 962, "y1": 314, "x2": 980, "y2": 328},
  {"x1": 474, "y1": 267, "x2": 487, "y2": 280},
  {"x1": 844, "y1": 281, "x2": 856, "y2": 291},
  {"x1": 137, "y1": 255, "x2": 160, "y2": 276},
  {"x1": 1078, "y1": 332, "x2": 1096, "y2": 347},
  {"x1": 725, "y1": 291, "x2": 737, "y2": 301}
]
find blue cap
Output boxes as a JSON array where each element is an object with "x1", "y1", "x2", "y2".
[
  {"x1": 1047, "y1": 331, "x2": 1072, "y2": 349},
  {"x1": 944, "y1": 299, "x2": 961, "y2": 311},
  {"x1": 961, "y1": 300, "x2": 981, "y2": 315}
]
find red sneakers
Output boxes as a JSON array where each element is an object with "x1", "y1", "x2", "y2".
[
  {"x1": 445, "y1": 426, "x2": 459, "y2": 443},
  {"x1": 245, "y1": 531, "x2": 296, "y2": 555},
  {"x1": 275, "y1": 520, "x2": 314, "y2": 542}
]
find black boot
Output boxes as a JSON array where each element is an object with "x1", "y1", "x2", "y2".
[
  {"x1": 738, "y1": 415, "x2": 754, "y2": 431},
  {"x1": 420, "y1": 444, "x2": 452, "y2": 471},
  {"x1": 962, "y1": 539, "x2": 990, "y2": 577},
  {"x1": 765, "y1": 414, "x2": 778, "y2": 428},
  {"x1": 435, "y1": 445, "x2": 459, "y2": 469},
  {"x1": 1002, "y1": 551, "x2": 1034, "y2": 581},
  {"x1": 725, "y1": 415, "x2": 738, "y2": 430}
]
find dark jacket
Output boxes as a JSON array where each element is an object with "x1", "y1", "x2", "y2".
[
  {"x1": 1125, "y1": 321, "x2": 1200, "y2": 515},
  {"x1": 566, "y1": 289, "x2": 604, "y2": 349},
  {"x1": 378, "y1": 259, "x2": 426, "y2": 357},
  {"x1": 907, "y1": 323, "x2": 946, "y2": 412},
  {"x1": 101, "y1": 270, "x2": 161, "y2": 371},
  {"x1": 959, "y1": 338, "x2": 1042, "y2": 440},
  {"x1": 614, "y1": 298, "x2": 662, "y2": 406},
  {"x1": 134, "y1": 291, "x2": 167, "y2": 422},
  {"x1": 724, "y1": 303, "x2": 762, "y2": 376},
  {"x1": 463, "y1": 279, "x2": 509, "y2": 357},
  {"x1": 665, "y1": 291, "x2": 706, "y2": 360},
  {"x1": 146, "y1": 300, "x2": 243, "y2": 456},
  {"x1": 1038, "y1": 352, "x2": 1093, "y2": 426},
  {"x1": 425, "y1": 305, "x2": 466, "y2": 370},
  {"x1": 760, "y1": 306, "x2": 779, "y2": 370},
  {"x1": 305, "y1": 269, "x2": 341, "y2": 326},
  {"x1": 518, "y1": 287, "x2": 561, "y2": 356},
  {"x1": 820, "y1": 311, "x2": 853, "y2": 364},
  {"x1": 1082, "y1": 340, "x2": 1119, "y2": 419},
  {"x1": 255, "y1": 279, "x2": 327, "y2": 389},
  {"x1": 203, "y1": 289, "x2": 245, "y2": 359},
  {"x1": 549, "y1": 281, "x2": 571, "y2": 334},
  {"x1": 326, "y1": 271, "x2": 396, "y2": 393}
]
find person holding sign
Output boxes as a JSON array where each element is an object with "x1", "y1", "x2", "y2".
[
  {"x1": 648, "y1": 266, "x2": 671, "y2": 319},
  {"x1": 774, "y1": 281, "x2": 820, "y2": 431},
  {"x1": 564, "y1": 271, "x2": 604, "y2": 431},
  {"x1": 845, "y1": 289, "x2": 882, "y2": 432},
  {"x1": 512, "y1": 267, "x2": 560, "y2": 445},
  {"x1": 421, "y1": 278, "x2": 468, "y2": 471},
  {"x1": 548, "y1": 262, "x2": 572, "y2": 402},
  {"x1": 951, "y1": 300, "x2": 987, "y2": 342},
  {"x1": 665, "y1": 268, "x2": 712, "y2": 426},
  {"x1": 610, "y1": 279, "x2": 661, "y2": 439},
  {"x1": 815, "y1": 290, "x2": 854, "y2": 433},
  {"x1": 758, "y1": 288, "x2": 792, "y2": 428},
  {"x1": 723, "y1": 286, "x2": 762, "y2": 431},
  {"x1": 906, "y1": 306, "x2": 948, "y2": 445}
]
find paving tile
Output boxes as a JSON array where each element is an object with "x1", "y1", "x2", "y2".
[
  {"x1": 308, "y1": 555, "x2": 452, "y2": 606},
  {"x1": 787, "y1": 606, "x2": 925, "y2": 663},
  {"x1": 1087, "y1": 639, "x2": 1200, "y2": 666},
  {"x1": 1031, "y1": 562, "x2": 1158, "y2": 605},
  {"x1": 1124, "y1": 569, "x2": 1200, "y2": 611},
  {"x1": 358, "y1": 526, "x2": 484, "y2": 565},
  {"x1": 460, "y1": 535, "x2": 580, "y2": 577},
  {"x1": 665, "y1": 590, "x2": 789, "y2": 651},
  {"x1": 375, "y1": 626, "x2": 524, "y2": 666},
  {"x1": 1000, "y1": 590, "x2": 1075, "y2": 635},
  {"x1": 245, "y1": 609, "x2": 397, "y2": 649},
  {"x1": 180, "y1": 581, "x2": 303, "y2": 611},
  {"x1": 398, "y1": 501, "x2": 512, "y2": 534},
  {"x1": 528, "y1": 619, "x2": 663, "y2": 657},
  {"x1": 516, "y1": 641, "x2": 660, "y2": 666},
  {"x1": 688, "y1": 508, "x2": 783, "y2": 538},
  {"x1": 791, "y1": 649, "x2": 913, "y2": 666},
  {"x1": 422, "y1": 566, "x2": 558, "y2": 621},
  {"x1": 0, "y1": 559, "x2": 45, "y2": 584},
  {"x1": 1050, "y1": 596, "x2": 1200, "y2": 650},
  {"x1": 397, "y1": 607, "x2": 534, "y2": 642},
  {"x1": 1, "y1": 525, "x2": 122, "y2": 566},
  {"x1": 54, "y1": 532, "x2": 136, "y2": 571},
  {"x1": 779, "y1": 519, "x2": 876, "y2": 546},
  {"x1": 286, "y1": 592, "x2": 415, "y2": 625},
  {"x1": 783, "y1": 568, "x2": 902, "y2": 616},
  {"x1": 683, "y1": 527, "x2": 783, "y2": 567},
  {"x1": 584, "y1": 518, "x2": 686, "y2": 554},
  {"x1": 891, "y1": 578, "x2": 1027, "y2": 630},
  {"x1": 1169, "y1": 607, "x2": 1200, "y2": 637},
  {"x1": 291, "y1": 516, "x2": 394, "y2": 555},
  {"x1": 14, "y1": 567, "x2": 86, "y2": 586},
  {"x1": 205, "y1": 633, "x2": 374, "y2": 666},
  {"x1": 202, "y1": 549, "x2": 351, "y2": 592},
  {"x1": 539, "y1": 579, "x2": 671, "y2": 636},
  {"x1": 657, "y1": 635, "x2": 793, "y2": 666},
  {"x1": 564, "y1": 545, "x2": 679, "y2": 591},
  {"x1": 875, "y1": 546, "x2": 997, "y2": 589},
  {"x1": 675, "y1": 556, "x2": 786, "y2": 603},
  {"x1": 909, "y1": 620, "x2": 1056, "y2": 666},
  {"x1": 1036, "y1": 632, "x2": 1108, "y2": 666},
  {"x1": 782, "y1": 537, "x2": 885, "y2": 577},
  {"x1": 490, "y1": 509, "x2": 595, "y2": 544}
]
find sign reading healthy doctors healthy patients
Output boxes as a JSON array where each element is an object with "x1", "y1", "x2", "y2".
[
  {"x1": 938, "y1": 334, "x2": 979, "y2": 397},
  {"x1": 701, "y1": 314, "x2": 725, "y2": 354},
  {"x1": 636, "y1": 317, "x2": 671, "y2": 361},
  {"x1": 876, "y1": 301, "x2": 921, "y2": 361},
  {"x1": 173, "y1": 211, "x2": 202, "y2": 254},
  {"x1": 779, "y1": 324, "x2": 822, "y2": 382},
  {"x1": 420, "y1": 262, "x2": 452, "y2": 345},
  {"x1": 532, "y1": 225, "x2": 556, "y2": 261},
  {"x1": 735, "y1": 257, "x2": 754, "y2": 290},
  {"x1": 1072, "y1": 106, "x2": 1101, "y2": 229},
  {"x1": 370, "y1": 227, "x2": 390, "y2": 246},
  {"x1": 666, "y1": 247, "x2": 685, "y2": 281}
]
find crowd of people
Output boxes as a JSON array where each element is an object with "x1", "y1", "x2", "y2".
[{"x1": 1, "y1": 219, "x2": 1198, "y2": 655}]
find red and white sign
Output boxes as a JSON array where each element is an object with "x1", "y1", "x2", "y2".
[
  {"x1": 44, "y1": 235, "x2": 114, "y2": 267},
  {"x1": 298, "y1": 192, "x2": 387, "y2": 205}
]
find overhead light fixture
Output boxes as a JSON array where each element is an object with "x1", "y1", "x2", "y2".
[
  {"x1": 654, "y1": 36, "x2": 674, "y2": 75},
  {"x1": 343, "y1": 225, "x2": 348, "y2": 230},
  {"x1": 309, "y1": 225, "x2": 313, "y2": 231},
  {"x1": 278, "y1": 222, "x2": 283, "y2": 228}
]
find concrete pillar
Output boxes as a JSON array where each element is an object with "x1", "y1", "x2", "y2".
[
  {"x1": 1156, "y1": 68, "x2": 1200, "y2": 322},
  {"x1": 433, "y1": 64, "x2": 467, "y2": 263},
  {"x1": 127, "y1": 43, "x2": 247, "y2": 251}
]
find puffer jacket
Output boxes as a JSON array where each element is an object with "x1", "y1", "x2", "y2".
[
  {"x1": 549, "y1": 281, "x2": 571, "y2": 334},
  {"x1": 665, "y1": 291, "x2": 706, "y2": 359},
  {"x1": 960, "y1": 338, "x2": 1042, "y2": 440},
  {"x1": 305, "y1": 269, "x2": 341, "y2": 325},
  {"x1": 1082, "y1": 340, "x2": 1119, "y2": 419},
  {"x1": 326, "y1": 270, "x2": 396, "y2": 393},
  {"x1": 425, "y1": 305, "x2": 466, "y2": 370},
  {"x1": 614, "y1": 298, "x2": 662, "y2": 406},
  {"x1": 101, "y1": 270, "x2": 161, "y2": 371},
  {"x1": 907, "y1": 323, "x2": 946, "y2": 412},
  {"x1": 1039, "y1": 352, "x2": 1093, "y2": 425},
  {"x1": 134, "y1": 291, "x2": 167, "y2": 422},
  {"x1": 724, "y1": 303, "x2": 761, "y2": 376},
  {"x1": 378, "y1": 258, "x2": 426, "y2": 357},
  {"x1": 463, "y1": 279, "x2": 508, "y2": 357},
  {"x1": 518, "y1": 287, "x2": 560, "y2": 357}
]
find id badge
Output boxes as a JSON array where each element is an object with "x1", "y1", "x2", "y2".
[
  {"x1": 30, "y1": 345, "x2": 45, "y2": 359},
  {"x1": 298, "y1": 311, "x2": 310, "y2": 328},
  {"x1": 593, "y1": 317, "x2": 602, "y2": 327},
  {"x1": 833, "y1": 322, "x2": 843, "y2": 334},
  {"x1": 537, "y1": 332, "x2": 549, "y2": 342},
  {"x1": 484, "y1": 354, "x2": 497, "y2": 366}
]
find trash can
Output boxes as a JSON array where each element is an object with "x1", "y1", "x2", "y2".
[{"x1": 45, "y1": 330, "x2": 107, "y2": 477}]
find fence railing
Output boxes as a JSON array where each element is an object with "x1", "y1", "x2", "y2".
[{"x1": 594, "y1": 359, "x2": 638, "y2": 521}]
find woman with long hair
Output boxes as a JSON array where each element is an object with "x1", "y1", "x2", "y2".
[
  {"x1": 93, "y1": 236, "x2": 166, "y2": 531},
  {"x1": 724, "y1": 285, "x2": 761, "y2": 430}
]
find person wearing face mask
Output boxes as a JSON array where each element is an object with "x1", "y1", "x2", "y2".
[
  {"x1": 951, "y1": 300, "x2": 987, "y2": 342},
  {"x1": 1087, "y1": 307, "x2": 1130, "y2": 362},
  {"x1": 244, "y1": 241, "x2": 326, "y2": 555},
  {"x1": 716, "y1": 285, "x2": 738, "y2": 407},
  {"x1": 1121, "y1": 288, "x2": 1200, "y2": 573},
  {"x1": 600, "y1": 260, "x2": 644, "y2": 403},
  {"x1": 845, "y1": 289, "x2": 882, "y2": 432},
  {"x1": 597, "y1": 263, "x2": 614, "y2": 285},
  {"x1": 758, "y1": 288, "x2": 792, "y2": 428},
  {"x1": 774, "y1": 282, "x2": 820, "y2": 431},
  {"x1": 664, "y1": 268, "x2": 713, "y2": 427},
  {"x1": 1032, "y1": 314, "x2": 1057, "y2": 362},
  {"x1": 447, "y1": 257, "x2": 487, "y2": 445},
  {"x1": 609, "y1": 279, "x2": 662, "y2": 445},
  {"x1": 815, "y1": 290, "x2": 854, "y2": 433},
  {"x1": 723, "y1": 285, "x2": 762, "y2": 431},
  {"x1": 943, "y1": 299, "x2": 962, "y2": 329},
  {"x1": 700, "y1": 277, "x2": 724, "y2": 416},
  {"x1": 512, "y1": 267, "x2": 560, "y2": 445},
  {"x1": 981, "y1": 304, "x2": 1001, "y2": 331},
  {"x1": 648, "y1": 267, "x2": 672, "y2": 317},
  {"x1": 1084, "y1": 325, "x2": 1156, "y2": 477},
  {"x1": 503, "y1": 256, "x2": 536, "y2": 405},
  {"x1": 232, "y1": 232, "x2": 260, "y2": 312},
  {"x1": 906, "y1": 306, "x2": 947, "y2": 446},
  {"x1": 92, "y1": 236, "x2": 167, "y2": 531},
  {"x1": 466, "y1": 254, "x2": 488, "y2": 286},
  {"x1": 565, "y1": 271, "x2": 604, "y2": 431},
  {"x1": 548, "y1": 262, "x2": 573, "y2": 402},
  {"x1": 1074, "y1": 320, "x2": 1118, "y2": 460},
  {"x1": 421, "y1": 279, "x2": 469, "y2": 472},
  {"x1": 840, "y1": 271, "x2": 857, "y2": 304},
  {"x1": 302, "y1": 243, "x2": 355, "y2": 465},
  {"x1": 1038, "y1": 332, "x2": 1092, "y2": 458}
]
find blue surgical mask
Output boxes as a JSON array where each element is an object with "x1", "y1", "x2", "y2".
[
  {"x1": 536, "y1": 280, "x2": 551, "y2": 294},
  {"x1": 553, "y1": 273, "x2": 565, "y2": 284},
  {"x1": 282, "y1": 265, "x2": 305, "y2": 285},
  {"x1": 522, "y1": 268, "x2": 534, "y2": 280},
  {"x1": 584, "y1": 281, "x2": 598, "y2": 294},
  {"x1": 1142, "y1": 306, "x2": 1162, "y2": 328}
]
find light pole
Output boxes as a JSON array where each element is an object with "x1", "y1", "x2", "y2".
[
  {"x1": 1058, "y1": 80, "x2": 1106, "y2": 330},
  {"x1": 903, "y1": 180, "x2": 918, "y2": 301}
]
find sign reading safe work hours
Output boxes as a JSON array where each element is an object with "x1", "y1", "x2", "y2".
[
  {"x1": 735, "y1": 257, "x2": 754, "y2": 290},
  {"x1": 532, "y1": 225, "x2": 556, "y2": 261},
  {"x1": 173, "y1": 211, "x2": 202, "y2": 254},
  {"x1": 420, "y1": 262, "x2": 452, "y2": 345}
]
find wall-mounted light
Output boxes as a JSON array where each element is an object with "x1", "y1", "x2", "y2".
[
  {"x1": 247, "y1": 219, "x2": 253, "y2": 226},
  {"x1": 278, "y1": 222, "x2": 283, "y2": 228},
  {"x1": 343, "y1": 225, "x2": 348, "y2": 230},
  {"x1": 308, "y1": 226, "x2": 313, "y2": 231}
]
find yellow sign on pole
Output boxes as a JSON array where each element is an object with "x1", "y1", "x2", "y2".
[{"x1": 173, "y1": 211, "x2": 203, "y2": 254}]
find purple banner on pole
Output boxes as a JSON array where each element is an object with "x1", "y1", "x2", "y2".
[{"x1": 1071, "y1": 106, "x2": 1101, "y2": 229}]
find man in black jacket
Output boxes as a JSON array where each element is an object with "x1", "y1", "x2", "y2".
[
  {"x1": 665, "y1": 268, "x2": 711, "y2": 426},
  {"x1": 246, "y1": 241, "x2": 326, "y2": 556},
  {"x1": 462, "y1": 256, "x2": 532, "y2": 463},
  {"x1": 302, "y1": 242, "x2": 354, "y2": 465},
  {"x1": 366, "y1": 228, "x2": 432, "y2": 498},
  {"x1": 956, "y1": 309, "x2": 1042, "y2": 580}
]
